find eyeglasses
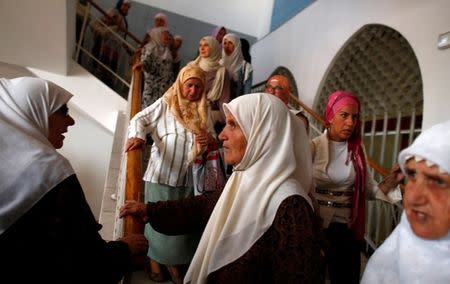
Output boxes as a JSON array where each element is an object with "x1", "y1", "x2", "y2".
[{"x1": 265, "y1": 84, "x2": 284, "y2": 92}]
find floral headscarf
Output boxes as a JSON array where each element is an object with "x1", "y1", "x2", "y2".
[{"x1": 164, "y1": 65, "x2": 209, "y2": 159}]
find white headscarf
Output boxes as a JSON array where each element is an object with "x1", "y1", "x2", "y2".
[
  {"x1": 188, "y1": 36, "x2": 226, "y2": 101},
  {"x1": 362, "y1": 120, "x2": 450, "y2": 284},
  {"x1": 142, "y1": 26, "x2": 172, "y2": 62},
  {"x1": 184, "y1": 93, "x2": 313, "y2": 284},
  {"x1": 0, "y1": 77, "x2": 74, "y2": 235},
  {"x1": 221, "y1": 33, "x2": 251, "y2": 82}
]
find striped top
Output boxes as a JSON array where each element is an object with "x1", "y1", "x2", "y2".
[{"x1": 128, "y1": 98, "x2": 197, "y2": 187}]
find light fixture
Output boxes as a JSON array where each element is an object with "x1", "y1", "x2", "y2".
[{"x1": 437, "y1": 32, "x2": 450, "y2": 50}]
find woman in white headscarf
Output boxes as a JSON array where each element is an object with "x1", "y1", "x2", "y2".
[
  {"x1": 137, "y1": 26, "x2": 175, "y2": 109},
  {"x1": 362, "y1": 120, "x2": 450, "y2": 284},
  {"x1": 188, "y1": 36, "x2": 231, "y2": 132},
  {"x1": 221, "y1": 33, "x2": 253, "y2": 98},
  {"x1": 121, "y1": 93, "x2": 323, "y2": 283},
  {"x1": 0, "y1": 77, "x2": 147, "y2": 284}
]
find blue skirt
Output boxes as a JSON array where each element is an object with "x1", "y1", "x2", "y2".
[{"x1": 144, "y1": 182, "x2": 201, "y2": 265}]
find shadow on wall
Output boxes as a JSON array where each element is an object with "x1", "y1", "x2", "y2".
[{"x1": 95, "y1": 0, "x2": 257, "y2": 67}]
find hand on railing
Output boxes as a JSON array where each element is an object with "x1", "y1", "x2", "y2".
[
  {"x1": 118, "y1": 233, "x2": 148, "y2": 255},
  {"x1": 125, "y1": 137, "x2": 145, "y2": 152},
  {"x1": 132, "y1": 62, "x2": 144, "y2": 72},
  {"x1": 120, "y1": 200, "x2": 149, "y2": 222},
  {"x1": 378, "y1": 163, "x2": 405, "y2": 194}
]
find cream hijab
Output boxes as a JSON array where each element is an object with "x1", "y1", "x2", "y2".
[
  {"x1": 362, "y1": 120, "x2": 450, "y2": 284},
  {"x1": 142, "y1": 26, "x2": 172, "y2": 61},
  {"x1": 188, "y1": 36, "x2": 226, "y2": 101},
  {"x1": 164, "y1": 65, "x2": 209, "y2": 160},
  {"x1": 0, "y1": 77, "x2": 74, "y2": 235},
  {"x1": 184, "y1": 93, "x2": 313, "y2": 283},
  {"x1": 221, "y1": 33, "x2": 251, "y2": 82}
]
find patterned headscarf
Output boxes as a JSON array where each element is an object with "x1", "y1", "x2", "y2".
[
  {"x1": 325, "y1": 90, "x2": 366, "y2": 240},
  {"x1": 164, "y1": 65, "x2": 209, "y2": 159}
]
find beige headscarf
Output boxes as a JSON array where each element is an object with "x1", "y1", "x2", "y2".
[
  {"x1": 221, "y1": 33, "x2": 251, "y2": 82},
  {"x1": 164, "y1": 65, "x2": 209, "y2": 160},
  {"x1": 184, "y1": 93, "x2": 313, "y2": 283},
  {"x1": 188, "y1": 36, "x2": 226, "y2": 101},
  {"x1": 0, "y1": 77, "x2": 74, "y2": 235}
]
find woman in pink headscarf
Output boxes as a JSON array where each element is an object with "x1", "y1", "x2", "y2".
[
  {"x1": 211, "y1": 26, "x2": 227, "y2": 45},
  {"x1": 310, "y1": 91, "x2": 403, "y2": 284}
]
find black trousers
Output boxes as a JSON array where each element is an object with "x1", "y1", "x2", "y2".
[{"x1": 325, "y1": 222, "x2": 362, "y2": 284}]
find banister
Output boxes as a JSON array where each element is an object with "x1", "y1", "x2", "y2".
[
  {"x1": 123, "y1": 50, "x2": 144, "y2": 236},
  {"x1": 87, "y1": 0, "x2": 143, "y2": 46},
  {"x1": 288, "y1": 93, "x2": 390, "y2": 177}
]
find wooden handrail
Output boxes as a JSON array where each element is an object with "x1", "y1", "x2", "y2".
[
  {"x1": 123, "y1": 51, "x2": 144, "y2": 236},
  {"x1": 288, "y1": 93, "x2": 390, "y2": 177},
  {"x1": 87, "y1": 0, "x2": 143, "y2": 46}
]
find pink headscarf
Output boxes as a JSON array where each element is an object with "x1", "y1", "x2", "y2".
[{"x1": 325, "y1": 90, "x2": 366, "y2": 240}]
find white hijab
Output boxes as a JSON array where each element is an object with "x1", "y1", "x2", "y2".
[
  {"x1": 142, "y1": 26, "x2": 172, "y2": 61},
  {"x1": 0, "y1": 77, "x2": 74, "y2": 235},
  {"x1": 188, "y1": 36, "x2": 226, "y2": 101},
  {"x1": 221, "y1": 33, "x2": 251, "y2": 82},
  {"x1": 362, "y1": 120, "x2": 450, "y2": 284},
  {"x1": 184, "y1": 93, "x2": 313, "y2": 284}
]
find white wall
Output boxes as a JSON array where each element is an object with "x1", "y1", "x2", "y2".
[
  {"x1": 251, "y1": 0, "x2": 450, "y2": 129},
  {"x1": 0, "y1": 0, "x2": 74, "y2": 75},
  {"x1": 58, "y1": 104, "x2": 114, "y2": 219},
  {"x1": 134, "y1": 0, "x2": 274, "y2": 39}
]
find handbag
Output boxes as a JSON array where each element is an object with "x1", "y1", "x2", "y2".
[{"x1": 193, "y1": 141, "x2": 227, "y2": 196}]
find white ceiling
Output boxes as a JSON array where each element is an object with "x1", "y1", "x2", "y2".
[{"x1": 133, "y1": 0, "x2": 274, "y2": 39}]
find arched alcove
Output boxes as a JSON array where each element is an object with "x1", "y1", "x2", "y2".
[{"x1": 315, "y1": 24, "x2": 423, "y2": 119}]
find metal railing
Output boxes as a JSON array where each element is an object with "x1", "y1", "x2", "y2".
[{"x1": 74, "y1": 0, "x2": 142, "y2": 99}]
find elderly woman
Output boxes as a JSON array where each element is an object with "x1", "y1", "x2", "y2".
[
  {"x1": 188, "y1": 36, "x2": 231, "y2": 132},
  {"x1": 361, "y1": 120, "x2": 450, "y2": 283},
  {"x1": 311, "y1": 90, "x2": 403, "y2": 284},
  {"x1": 121, "y1": 93, "x2": 323, "y2": 283},
  {"x1": 0, "y1": 77, "x2": 147, "y2": 283},
  {"x1": 125, "y1": 65, "x2": 215, "y2": 283},
  {"x1": 142, "y1": 12, "x2": 169, "y2": 45},
  {"x1": 221, "y1": 33, "x2": 253, "y2": 98},
  {"x1": 137, "y1": 26, "x2": 174, "y2": 109}
]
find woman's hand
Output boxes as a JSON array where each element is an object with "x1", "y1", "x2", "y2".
[
  {"x1": 119, "y1": 234, "x2": 148, "y2": 255},
  {"x1": 119, "y1": 200, "x2": 149, "y2": 222},
  {"x1": 195, "y1": 130, "x2": 214, "y2": 147},
  {"x1": 124, "y1": 137, "x2": 145, "y2": 152},
  {"x1": 378, "y1": 163, "x2": 405, "y2": 194},
  {"x1": 133, "y1": 62, "x2": 143, "y2": 72}
]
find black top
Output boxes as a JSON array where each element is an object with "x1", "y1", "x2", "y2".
[
  {"x1": 0, "y1": 175, "x2": 131, "y2": 284},
  {"x1": 147, "y1": 189, "x2": 324, "y2": 283}
]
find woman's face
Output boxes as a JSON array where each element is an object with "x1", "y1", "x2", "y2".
[
  {"x1": 154, "y1": 17, "x2": 166, "y2": 27},
  {"x1": 199, "y1": 40, "x2": 212, "y2": 58},
  {"x1": 181, "y1": 78, "x2": 204, "y2": 101},
  {"x1": 403, "y1": 159, "x2": 450, "y2": 239},
  {"x1": 216, "y1": 27, "x2": 226, "y2": 43},
  {"x1": 160, "y1": 31, "x2": 172, "y2": 46},
  {"x1": 328, "y1": 104, "x2": 359, "y2": 142},
  {"x1": 218, "y1": 113, "x2": 247, "y2": 165},
  {"x1": 120, "y1": 2, "x2": 130, "y2": 15},
  {"x1": 223, "y1": 38, "x2": 235, "y2": 56},
  {"x1": 47, "y1": 104, "x2": 75, "y2": 149}
]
